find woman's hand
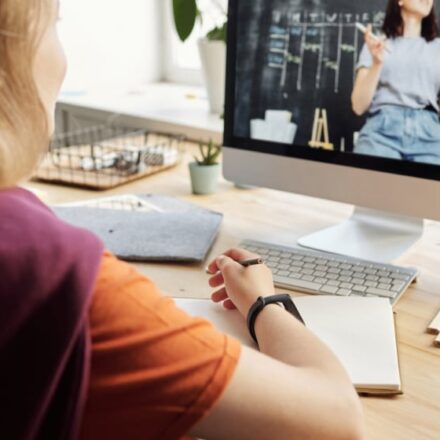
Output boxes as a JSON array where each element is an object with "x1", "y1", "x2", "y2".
[
  {"x1": 206, "y1": 248, "x2": 275, "y2": 318},
  {"x1": 365, "y1": 24, "x2": 386, "y2": 66}
]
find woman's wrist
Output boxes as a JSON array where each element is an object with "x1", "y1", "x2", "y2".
[{"x1": 371, "y1": 59, "x2": 383, "y2": 68}]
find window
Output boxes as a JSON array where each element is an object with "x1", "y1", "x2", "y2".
[
  {"x1": 59, "y1": 0, "x2": 161, "y2": 93},
  {"x1": 162, "y1": 0, "x2": 227, "y2": 85}
]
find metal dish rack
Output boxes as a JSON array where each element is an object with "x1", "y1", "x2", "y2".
[{"x1": 33, "y1": 125, "x2": 185, "y2": 190}]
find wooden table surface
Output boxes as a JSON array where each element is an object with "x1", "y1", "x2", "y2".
[{"x1": 28, "y1": 149, "x2": 440, "y2": 440}]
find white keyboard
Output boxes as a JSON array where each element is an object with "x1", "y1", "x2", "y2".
[{"x1": 241, "y1": 239, "x2": 418, "y2": 304}]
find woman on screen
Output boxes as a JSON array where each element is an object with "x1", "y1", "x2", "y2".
[{"x1": 352, "y1": 0, "x2": 440, "y2": 164}]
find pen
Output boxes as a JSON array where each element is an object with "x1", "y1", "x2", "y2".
[
  {"x1": 205, "y1": 257, "x2": 264, "y2": 274},
  {"x1": 355, "y1": 23, "x2": 391, "y2": 53}
]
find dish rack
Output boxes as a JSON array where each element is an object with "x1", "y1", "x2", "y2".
[{"x1": 33, "y1": 125, "x2": 185, "y2": 190}]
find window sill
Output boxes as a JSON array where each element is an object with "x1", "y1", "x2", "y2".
[{"x1": 57, "y1": 82, "x2": 224, "y2": 144}]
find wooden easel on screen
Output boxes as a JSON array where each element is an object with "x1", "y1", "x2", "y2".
[{"x1": 308, "y1": 108, "x2": 334, "y2": 151}]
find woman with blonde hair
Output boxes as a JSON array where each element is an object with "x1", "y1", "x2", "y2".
[{"x1": 0, "y1": 1, "x2": 364, "y2": 439}]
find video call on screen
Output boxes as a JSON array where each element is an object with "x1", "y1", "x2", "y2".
[{"x1": 234, "y1": 0, "x2": 440, "y2": 166}]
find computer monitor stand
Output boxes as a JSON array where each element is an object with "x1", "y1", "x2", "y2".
[{"x1": 297, "y1": 207, "x2": 423, "y2": 263}]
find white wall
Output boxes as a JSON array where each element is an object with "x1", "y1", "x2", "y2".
[{"x1": 59, "y1": 0, "x2": 162, "y2": 93}]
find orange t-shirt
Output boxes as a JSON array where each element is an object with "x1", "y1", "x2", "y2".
[{"x1": 79, "y1": 252, "x2": 241, "y2": 440}]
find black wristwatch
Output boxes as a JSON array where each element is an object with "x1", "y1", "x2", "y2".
[{"x1": 246, "y1": 294, "x2": 305, "y2": 344}]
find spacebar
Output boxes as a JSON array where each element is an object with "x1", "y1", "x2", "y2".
[{"x1": 274, "y1": 276, "x2": 322, "y2": 292}]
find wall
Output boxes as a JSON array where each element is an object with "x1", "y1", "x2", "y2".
[{"x1": 59, "y1": 0, "x2": 162, "y2": 93}]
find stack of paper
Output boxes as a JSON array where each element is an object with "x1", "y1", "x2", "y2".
[{"x1": 174, "y1": 296, "x2": 401, "y2": 395}]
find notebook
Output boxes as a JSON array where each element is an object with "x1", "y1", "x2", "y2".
[
  {"x1": 54, "y1": 194, "x2": 223, "y2": 263},
  {"x1": 174, "y1": 296, "x2": 402, "y2": 395}
]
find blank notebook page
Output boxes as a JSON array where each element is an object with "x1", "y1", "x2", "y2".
[{"x1": 174, "y1": 296, "x2": 401, "y2": 394}]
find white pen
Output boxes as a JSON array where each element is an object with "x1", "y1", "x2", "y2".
[{"x1": 355, "y1": 23, "x2": 391, "y2": 53}]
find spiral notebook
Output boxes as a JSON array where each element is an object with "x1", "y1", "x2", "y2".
[{"x1": 174, "y1": 296, "x2": 402, "y2": 395}]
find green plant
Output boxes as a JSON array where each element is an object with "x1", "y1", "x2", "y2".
[
  {"x1": 172, "y1": 0, "x2": 227, "y2": 43},
  {"x1": 194, "y1": 140, "x2": 222, "y2": 166}
]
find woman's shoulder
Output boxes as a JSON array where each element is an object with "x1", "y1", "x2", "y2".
[{"x1": 0, "y1": 187, "x2": 103, "y2": 278}]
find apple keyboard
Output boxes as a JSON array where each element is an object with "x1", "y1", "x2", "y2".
[{"x1": 240, "y1": 239, "x2": 418, "y2": 304}]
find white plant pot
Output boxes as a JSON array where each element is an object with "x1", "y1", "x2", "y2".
[
  {"x1": 189, "y1": 162, "x2": 221, "y2": 195},
  {"x1": 198, "y1": 39, "x2": 226, "y2": 115}
]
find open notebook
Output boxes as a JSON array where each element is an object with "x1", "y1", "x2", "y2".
[{"x1": 174, "y1": 296, "x2": 402, "y2": 395}]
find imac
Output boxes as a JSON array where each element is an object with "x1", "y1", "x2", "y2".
[{"x1": 223, "y1": 0, "x2": 440, "y2": 263}]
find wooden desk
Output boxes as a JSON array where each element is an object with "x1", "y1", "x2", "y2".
[{"x1": 28, "y1": 150, "x2": 440, "y2": 440}]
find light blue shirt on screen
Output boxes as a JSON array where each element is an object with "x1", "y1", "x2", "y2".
[{"x1": 357, "y1": 37, "x2": 440, "y2": 113}]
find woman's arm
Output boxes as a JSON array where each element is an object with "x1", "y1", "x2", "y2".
[
  {"x1": 190, "y1": 249, "x2": 365, "y2": 440},
  {"x1": 352, "y1": 25, "x2": 386, "y2": 116}
]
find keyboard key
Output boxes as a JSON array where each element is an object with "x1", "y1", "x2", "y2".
[
  {"x1": 393, "y1": 273, "x2": 411, "y2": 281},
  {"x1": 392, "y1": 282, "x2": 406, "y2": 292},
  {"x1": 277, "y1": 270, "x2": 290, "y2": 277},
  {"x1": 290, "y1": 260, "x2": 303, "y2": 267},
  {"x1": 379, "y1": 277, "x2": 393, "y2": 284},
  {"x1": 301, "y1": 269, "x2": 314, "y2": 276},
  {"x1": 377, "y1": 270, "x2": 391, "y2": 277},
  {"x1": 340, "y1": 270, "x2": 353, "y2": 276},
  {"x1": 340, "y1": 283, "x2": 354, "y2": 289},
  {"x1": 278, "y1": 264, "x2": 289, "y2": 270},
  {"x1": 320, "y1": 286, "x2": 339, "y2": 294},
  {"x1": 353, "y1": 285, "x2": 367, "y2": 293},
  {"x1": 275, "y1": 276, "x2": 322, "y2": 292},
  {"x1": 352, "y1": 278, "x2": 365, "y2": 285},
  {"x1": 366, "y1": 275, "x2": 379, "y2": 282},
  {"x1": 269, "y1": 250, "x2": 281, "y2": 256},
  {"x1": 366, "y1": 287, "x2": 397, "y2": 299},
  {"x1": 365, "y1": 281, "x2": 378, "y2": 288},
  {"x1": 328, "y1": 268, "x2": 340, "y2": 274},
  {"x1": 301, "y1": 275, "x2": 315, "y2": 282},
  {"x1": 328, "y1": 261, "x2": 339, "y2": 268},
  {"x1": 352, "y1": 266, "x2": 364, "y2": 273},
  {"x1": 304, "y1": 263, "x2": 316, "y2": 269},
  {"x1": 327, "y1": 273, "x2": 339, "y2": 280},
  {"x1": 314, "y1": 271, "x2": 327, "y2": 278},
  {"x1": 340, "y1": 263, "x2": 352, "y2": 270},
  {"x1": 365, "y1": 268, "x2": 378, "y2": 275},
  {"x1": 327, "y1": 280, "x2": 340, "y2": 287},
  {"x1": 339, "y1": 276, "x2": 351, "y2": 282},
  {"x1": 378, "y1": 283, "x2": 392, "y2": 290},
  {"x1": 337, "y1": 288, "x2": 351, "y2": 296},
  {"x1": 289, "y1": 272, "x2": 302, "y2": 279},
  {"x1": 314, "y1": 277, "x2": 328, "y2": 284},
  {"x1": 268, "y1": 256, "x2": 280, "y2": 262},
  {"x1": 316, "y1": 265, "x2": 327, "y2": 272},
  {"x1": 304, "y1": 257, "x2": 316, "y2": 263}
]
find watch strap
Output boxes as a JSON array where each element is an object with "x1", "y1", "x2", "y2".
[{"x1": 246, "y1": 294, "x2": 305, "y2": 344}]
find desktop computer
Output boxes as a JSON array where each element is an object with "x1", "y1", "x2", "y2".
[{"x1": 222, "y1": 0, "x2": 440, "y2": 301}]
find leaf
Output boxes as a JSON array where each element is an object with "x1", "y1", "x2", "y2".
[
  {"x1": 173, "y1": 0, "x2": 197, "y2": 42},
  {"x1": 206, "y1": 22, "x2": 227, "y2": 42}
]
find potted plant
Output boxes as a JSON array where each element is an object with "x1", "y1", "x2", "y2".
[
  {"x1": 189, "y1": 140, "x2": 222, "y2": 194},
  {"x1": 172, "y1": 0, "x2": 227, "y2": 114}
]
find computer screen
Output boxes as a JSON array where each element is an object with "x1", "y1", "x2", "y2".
[
  {"x1": 223, "y1": 0, "x2": 440, "y2": 261},
  {"x1": 224, "y1": 0, "x2": 440, "y2": 182}
]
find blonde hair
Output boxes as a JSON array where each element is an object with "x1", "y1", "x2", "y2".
[{"x1": 0, "y1": 0, "x2": 50, "y2": 189}]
